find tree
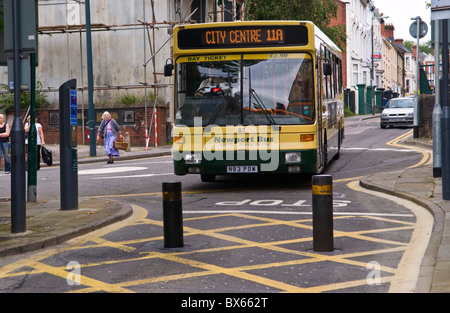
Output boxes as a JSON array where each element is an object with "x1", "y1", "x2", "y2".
[
  {"x1": 404, "y1": 40, "x2": 434, "y2": 55},
  {"x1": 245, "y1": 0, "x2": 346, "y2": 49}
]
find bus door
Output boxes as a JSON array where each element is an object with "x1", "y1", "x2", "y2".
[{"x1": 316, "y1": 54, "x2": 325, "y2": 171}]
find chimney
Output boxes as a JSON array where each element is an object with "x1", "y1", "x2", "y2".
[
  {"x1": 382, "y1": 24, "x2": 395, "y2": 41},
  {"x1": 394, "y1": 39, "x2": 404, "y2": 45}
]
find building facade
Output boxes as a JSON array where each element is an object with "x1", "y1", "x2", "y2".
[
  {"x1": 332, "y1": 0, "x2": 412, "y2": 101},
  {"x1": 0, "y1": 0, "x2": 245, "y2": 146},
  {"x1": 333, "y1": 0, "x2": 384, "y2": 91}
]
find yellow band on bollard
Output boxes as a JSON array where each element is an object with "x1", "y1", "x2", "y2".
[
  {"x1": 312, "y1": 185, "x2": 332, "y2": 195},
  {"x1": 163, "y1": 191, "x2": 182, "y2": 201}
]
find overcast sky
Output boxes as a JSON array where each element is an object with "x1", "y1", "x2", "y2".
[{"x1": 373, "y1": 0, "x2": 432, "y2": 42}]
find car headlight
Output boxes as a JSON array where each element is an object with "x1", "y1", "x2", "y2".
[
  {"x1": 285, "y1": 152, "x2": 301, "y2": 163},
  {"x1": 184, "y1": 154, "x2": 202, "y2": 164},
  {"x1": 381, "y1": 113, "x2": 388, "y2": 117}
]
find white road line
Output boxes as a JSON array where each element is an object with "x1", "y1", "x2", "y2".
[
  {"x1": 90, "y1": 173, "x2": 173, "y2": 179},
  {"x1": 79, "y1": 166, "x2": 148, "y2": 175},
  {"x1": 183, "y1": 210, "x2": 414, "y2": 217}
]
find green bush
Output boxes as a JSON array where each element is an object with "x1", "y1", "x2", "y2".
[{"x1": 0, "y1": 81, "x2": 49, "y2": 112}]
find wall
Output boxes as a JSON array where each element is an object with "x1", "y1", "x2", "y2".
[
  {"x1": 419, "y1": 95, "x2": 435, "y2": 138},
  {"x1": 39, "y1": 106, "x2": 167, "y2": 147},
  {"x1": 2, "y1": 105, "x2": 167, "y2": 148}
]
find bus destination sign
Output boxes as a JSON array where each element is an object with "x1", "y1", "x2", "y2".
[
  {"x1": 177, "y1": 25, "x2": 308, "y2": 49},
  {"x1": 202, "y1": 28, "x2": 285, "y2": 46}
]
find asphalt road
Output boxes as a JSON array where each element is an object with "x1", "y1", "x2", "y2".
[{"x1": 0, "y1": 116, "x2": 433, "y2": 295}]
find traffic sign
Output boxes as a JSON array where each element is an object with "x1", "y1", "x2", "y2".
[
  {"x1": 410, "y1": 20, "x2": 428, "y2": 39},
  {"x1": 4, "y1": 0, "x2": 38, "y2": 56}
]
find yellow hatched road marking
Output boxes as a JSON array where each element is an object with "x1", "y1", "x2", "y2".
[
  {"x1": 0, "y1": 130, "x2": 433, "y2": 292},
  {"x1": 33, "y1": 262, "x2": 133, "y2": 293}
]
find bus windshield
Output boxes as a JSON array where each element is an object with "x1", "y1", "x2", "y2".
[{"x1": 175, "y1": 53, "x2": 315, "y2": 127}]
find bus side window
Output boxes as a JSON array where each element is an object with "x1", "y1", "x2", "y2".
[{"x1": 323, "y1": 62, "x2": 332, "y2": 76}]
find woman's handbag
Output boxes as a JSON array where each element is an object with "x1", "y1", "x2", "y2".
[
  {"x1": 41, "y1": 146, "x2": 53, "y2": 166},
  {"x1": 114, "y1": 138, "x2": 128, "y2": 151}
]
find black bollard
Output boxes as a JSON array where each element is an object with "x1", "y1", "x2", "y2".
[
  {"x1": 312, "y1": 175, "x2": 334, "y2": 252},
  {"x1": 162, "y1": 182, "x2": 184, "y2": 248},
  {"x1": 59, "y1": 79, "x2": 79, "y2": 211}
]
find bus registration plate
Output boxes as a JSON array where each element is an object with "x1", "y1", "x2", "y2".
[{"x1": 227, "y1": 166, "x2": 258, "y2": 173}]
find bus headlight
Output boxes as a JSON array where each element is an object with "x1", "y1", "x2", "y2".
[
  {"x1": 184, "y1": 154, "x2": 202, "y2": 164},
  {"x1": 285, "y1": 152, "x2": 301, "y2": 163}
]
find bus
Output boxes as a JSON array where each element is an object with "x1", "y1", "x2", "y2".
[{"x1": 166, "y1": 21, "x2": 344, "y2": 182}]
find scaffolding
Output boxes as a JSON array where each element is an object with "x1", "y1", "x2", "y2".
[
  {"x1": 2, "y1": 0, "x2": 244, "y2": 146},
  {"x1": 27, "y1": 0, "x2": 197, "y2": 147}
]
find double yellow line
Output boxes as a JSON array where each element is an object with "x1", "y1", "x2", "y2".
[{"x1": 386, "y1": 130, "x2": 432, "y2": 169}]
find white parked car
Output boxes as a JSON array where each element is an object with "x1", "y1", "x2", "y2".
[{"x1": 380, "y1": 97, "x2": 414, "y2": 129}]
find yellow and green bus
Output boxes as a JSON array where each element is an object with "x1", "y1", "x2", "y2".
[{"x1": 167, "y1": 21, "x2": 344, "y2": 182}]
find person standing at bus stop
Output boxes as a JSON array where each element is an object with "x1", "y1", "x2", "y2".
[
  {"x1": 96, "y1": 111, "x2": 123, "y2": 164},
  {"x1": 25, "y1": 116, "x2": 46, "y2": 170},
  {"x1": 0, "y1": 113, "x2": 11, "y2": 174}
]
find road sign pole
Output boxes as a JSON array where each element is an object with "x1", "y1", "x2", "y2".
[
  {"x1": 433, "y1": 19, "x2": 442, "y2": 178},
  {"x1": 441, "y1": 18, "x2": 450, "y2": 200},
  {"x1": 10, "y1": 0, "x2": 26, "y2": 233},
  {"x1": 27, "y1": 53, "x2": 38, "y2": 202},
  {"x1": 85, "y1": 0, "x2": 96, "y2": 158},
  {"x1": 414, "y1": 17, "x2": 421, "y2": 138}
]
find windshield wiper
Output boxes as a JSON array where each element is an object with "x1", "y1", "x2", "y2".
[{"x1": 249, "y1": 88, "x2": 277, "y2": 125}]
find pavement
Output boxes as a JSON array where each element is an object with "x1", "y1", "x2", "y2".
[
  {"x1": 0, "y1": 143, "x2": 172, "y2": 257},
  {"x1": 0, "y1": 126, "x2": 449, "y2": 293}
]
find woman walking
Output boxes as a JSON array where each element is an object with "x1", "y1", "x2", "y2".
[
  {"x1": 0, "y1": 113, "x2": 11, "y2": 174},
  {"x1": 96, "y1": 111, "x2": 123, "y2": 164}
]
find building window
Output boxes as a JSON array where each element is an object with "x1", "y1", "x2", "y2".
[
  {"x1": 191, "y1": 0, "x2": 206, "y2": 23},
  {"x1": 353, "y1": 64, "x2": 359, "y2": 85},
  {"x1": 405, "y1": 56, "x2": 411, "y2": 72}
]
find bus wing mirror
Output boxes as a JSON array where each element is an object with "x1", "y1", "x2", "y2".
[
  {"x1": 323, "y1": 62, "x2": 332, "y2": 76},
  {"x1": 164, "y1": 58, "x2": 174, "y2": 77}
]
